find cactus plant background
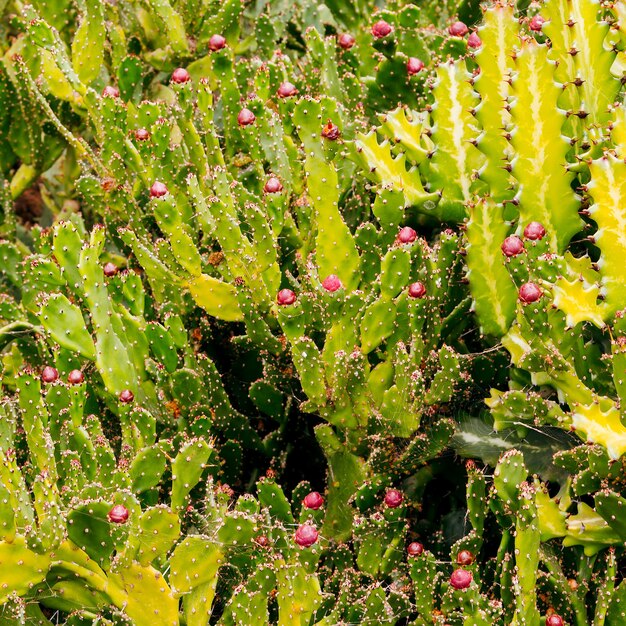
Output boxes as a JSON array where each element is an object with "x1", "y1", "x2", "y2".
[{"x1": 0, "y1": 0, "x2": 626, "y2": 624}]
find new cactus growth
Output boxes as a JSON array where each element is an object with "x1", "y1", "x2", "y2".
[
  {"x1": 371, "y1": 20, "x2": 393, "y2": 38},
  {"x1": 295, "y1": 523, "x2": 319, "y2": 547},
  {"x1": 208, "y1": 34, "x2": 226, "y2": 51},
  {"x1": 338, "y1": 33, "x2": 355, "y2": 49},
  {"x1": 303, "y1": 491, "x2": 324, "y2": 509}
]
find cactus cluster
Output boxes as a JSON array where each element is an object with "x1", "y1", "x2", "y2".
[{"x1": 0, "y1": 0, "x2": 626, "y2": 623}]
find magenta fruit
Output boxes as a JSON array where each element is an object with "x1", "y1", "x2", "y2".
[
  {"x1": 529, "y1": 15, "x2": 545, "y2": 32},
  {"x1": 108, "y1": 504, "x2": 130, "y2": 524},
  {"x1": 237, "y1": 108, "x2": 256, "y2": 127},
  {"x1": 41, "y1": 366, "x2": 59, "y2": 383},
  {"x1": 295, "y1": 523, "x2": 319, "y2": 547},
  {"x1": 303, "y1": 491, "x2": 324, "y2": 510},
  {"x1": 208, "y1": 34, "x2": 226, "y2": 51},
  {"x1": 338, "y1": 33, "x2": 356, "y2": 49},
  {"x1": 103, "y1": 262, "x2": 118, "y2": 277},
  {"x1": 277, "y1": 81, "x2": 298, "y2": 98},
  {"x1": 449, "y1": 21, "x2": 469, "y2": 37},
  {"x1": 546, "y1": 615, "x2": 564, "y2": 626},
  {"x1": 134, "y1": 128, "x2": 150, "y2": 141},
  {"x1": 501, "y1": 235, "x2": 524, "y2": 257},
  {"x1": 407, "y1": 57, "x2": 425, "y2": 76},
  {"x1": 119, "y1": 389, "x2": 134, "y2": 403},
  {"x1": 524, "y1": 221, "x2": 546, "y2": 241},
  {"x1": 321, "y1": 120, "x2": 340, "y2": 140},
  {"x1": 322, "y1": 275, "x2": 342, "y2": 292},
  {"x1": 102, "y1": 85, "x2": 119, "y2": 98},
  {"x1": 450, "y1": 568, "x2": 473, "y2": 590},
  {"x1": 277, "y1": 289, "x2": 296, "y2": 306},
  {"x1": 150, "y1": 181, "x2": 168, "y2": 198},
  {"x1": 371, "y1": 20, "x2": 393, "y2": 38},
  {"x1": 384, "y1": 489, "x2": 403, "y2": 508},
  {"x1": 398, "y1": 226, "x2": 417, "y2": 244},
  {"x1": 68, "y1": 369, "x2": 84, "y2": 385},
  {"x1": 408, "y1": 282, "x2": 427, "y2": 299},
  {"x1": 171, "y1": 68, "x2": 191, "y2": 84},
  {"x1": 467, "y1": 32, "x2": 482, "y2": 48},
  {"x1": 519, "y1": 282, "x2": 542, "y2": 303},
  {"x1": 456, "y1": 550, "x2": 474, "y2": 566},
  {"x1": 264, "y1": 177, "x2": 283, "y2": 193},
  {"x1": 407, "y1": 542, "x2": 424, "y2": 556}
]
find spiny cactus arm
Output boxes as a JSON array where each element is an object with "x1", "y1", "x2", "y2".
[
  {"x1": 186, "y1": 274, "x2": 244, "y2": 322},
  {"x1": 428, "y1": 59, "x2": 486, "y2": 222},
  {"x1": 171, "y1": 439, "x2": 213, "y2": 512},
  {"x1": 586, "y1": 154, "x2": 626, "y2": 317},
  {"x1": 611, "y1": 105, "x2": 626, "y2": 158},
  {"x1": 78, "y1": 229, "x2": 139, "y2": 394},
  {"x1": 318, "y1": 424, "x2": 366, "y2": 541},
  {"x1": 0, "y1": 536, "x2": 52, "y2": 604},
  {"x1": 276, "y1": 561, "x2": 322, "y2": 626},
  {"x1": 71, "y1": 0, "x2": 105, "y2": 86},
  {"x1": 293, "y1": 98, "x2": 361, "y2": 290},
  {"x1": 465, "y1": 197, "x2": 517, "y2": 336},
  {"x1": 141, "y1": 0, "x2": 188, "y2": 55},
  {"x1": 509, "y1": 38, "x2": 582, "y2": 253},
  {"x1": 473, "y1": 2, "x2": 517, "y2": 202},
  {"x1": 16, "y1": 374, "x2": 58, "y2": 483},
  {"x1": 37, "y1": 293, "x2": 97, "y2": 359},
  {"x1": 543, "y1": 0, "x2": 620, "y2": 128},
  {"x1": 511, "y1": 482, "x2": 541, "y2": 626}
]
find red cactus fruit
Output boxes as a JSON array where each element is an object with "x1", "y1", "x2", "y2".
[
  {"x1": 384, "y1": 489, "x2": 404, "y2": 508},
  {"x1": 295, "y1": 523, "x2": 319, "y2": 547},
  {"x1": 134, "y1": 128, "x2": 150, "y2": 141},
  {"x1": 119, "y1": 389, "x2": 134, "y2": 403},
  {"x1": 407, "y1": 57, "x2": 425, "y2": 76},
  {"x1": 529, "y1": 15, "x2": 545, "y2": 32},
  {"x1": 398, "y1": 226, "x2": 417, "y2": 244},
  {"x1": 277, "y1": 82, "x2": 298, "y2": 98},
  {"x1": 321, "y1": 120, "x2": 340, "y2": 140},
  {"x1": 303, "y1": 491, "x2": 324, "y2": 510},
  {"x1": 102, "y1": 85, "x2": 120, "y2": 98},
  {"x1": 41, "y1": 366, "x2": 59, "y2": 383},
  {"x1": 237, "y1": 108, "x2": 256, "y2": 127},
  {"x1": 456, "y1": 550, "x2": 474, "y2": 566},
  {"x1": 546, "y1": 615, "x2": 564, "y2": 626},
  {"x1": 371, "y1": 20, "x2": 393, "y2": 38},
  {"x1": 449, "y1": 21, "x2": 469, "y2": 37},
  {"x1": 103, "y1": 262, "x2": 118, "y2": 277},
  {"x1": 150, "y1": 181, "x2": 168, "y2": 198},
  {"x1": 519, "y1": 282, "x2": 542, "y2": 303},
  {"x1": 277, "y1": 289, "x2": 296, "y2": 306},
  {"x1": 209, "y1": 34, "x2": 226, "y2": 51},
  {"x1": 171, "y1": 68, "x2": 191, "y2": 84},
  {"x1": 524, "y1": 221, "x2": 546, "y2": 241},
  {"x1": 501, "y1": 235, "x2": 524, "y2": 257},
  {"x1": 68, "y1": 369, "x2": 84, "y2": 385},
  {"x1": 338, "y1": 33, "x2": 356, "y2": 49},
  {"x1": 108, "y1": 504, "x2": 130, "y2": 524},
  {"x1": 408, "y1": 282, "x2": 427, "y2": 299},
  {"x1": 322, "y1": 275, "x2": 342, "y2": 292},
  {"x1": 255, "y1": 535, "x2": 269, "y2": 547},
  {"x1": 407, "y1": 542, "x2": 424, "y2": 556},
  {"x1": 467, "y1": 32, "x2": 482, "y2": 48},
  {"x1": 264, "y1": 177, "x2": 283, "y2": 193},
  {"x1": 450, "y1": 568, "x2": 473, "y2": 590}
]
